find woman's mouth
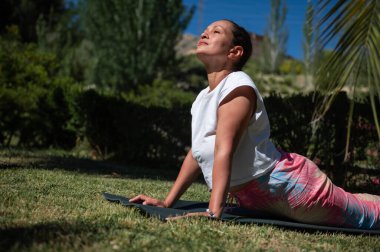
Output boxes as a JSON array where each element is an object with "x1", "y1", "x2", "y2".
[{"x1": 197, "y1": 41, "x2": 208, "y2": 47}]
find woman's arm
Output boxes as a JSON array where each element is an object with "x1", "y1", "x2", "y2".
[
  {"x1": 129, "y1": 149, "x2": 201, "y2": 207},
  {"x1": 163, "y1": 149, "x2": 201, "y2": 207},
  {"x1": 209, "y1": 86, "x2": 256, "y2": 217},
  {"x1": 166, "y1": 86, "x2": 257, "y2": 220}
]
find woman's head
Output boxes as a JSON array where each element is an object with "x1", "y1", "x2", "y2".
[
  {"x1": 196, "y1": 20, "x2": 252, "y2": 71},
  {"x1": 225, "y1": 19, "x2": 252, "y2": 70}
]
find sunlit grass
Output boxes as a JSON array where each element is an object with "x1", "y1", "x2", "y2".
[{"x1": 0, "y1": 150, "x2": 379, "y2": 251}]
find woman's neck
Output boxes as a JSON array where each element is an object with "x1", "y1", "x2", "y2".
[
  {"x1": 199, "y1": 56, "x2": 236, "y2": 91},
  {"x1": 207, "y1": 69, "x2": 233, "y2": 91}
]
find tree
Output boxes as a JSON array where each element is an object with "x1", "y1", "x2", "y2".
[
  {"x1": 36, "y1": 1, "x2": 91, "y2": 83},
  {"x1": 0, "y1": 0, "x2": 66, "y2": 42},
  {"x1": 302, "y1": 0, "x2": 322, "y2": 88},
  {"x1": 313, "y1": 0, "x2": 380, "y2": 161},
  {"x1": 261, "y1": 0, "x2": 288, "y2": 73},
  {"x1": 80, "y1": 0, "x2": 194, "y2": 92},
  {"x1": 0, "y1": 0, "x2": 88, "y2": 83}
]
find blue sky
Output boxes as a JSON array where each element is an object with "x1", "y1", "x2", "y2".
[{"x1": 182, "y1": 0, "x2": 314, "y2": 60}]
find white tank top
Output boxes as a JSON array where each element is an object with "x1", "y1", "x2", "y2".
[{"x1": 191, "y1": 71, "x2": 281, "y2": 189}]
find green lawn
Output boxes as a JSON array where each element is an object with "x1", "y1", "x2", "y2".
[{"x1": 1, "y1": 150, "x2": 379, "y2": 251}]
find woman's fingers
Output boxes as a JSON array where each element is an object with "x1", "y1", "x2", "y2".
[
  {"x1": 129, "y1": 194, "x2": 148, "y2": 203},
  {"x1": 129, "y1": 194, "x2": 165, "y2": 207},
  {"x1": 143, "y1": 198, "x2": 166, "y2": 207},
  {"x1": 142, "y1": 198, "x2": 155, "y2": 205}
]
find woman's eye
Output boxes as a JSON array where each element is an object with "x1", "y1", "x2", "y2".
[{"x1": 214, "y1": 30, "x2": 220, "y2": 34}]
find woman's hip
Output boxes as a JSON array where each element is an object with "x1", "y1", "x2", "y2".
[{"x1": 230, "y1": 152, "x2": 332, "y2": 211}]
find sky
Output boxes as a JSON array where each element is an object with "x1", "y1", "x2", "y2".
[{"x1": 182, "y1": 0, "x2": 314, "y2": 60}]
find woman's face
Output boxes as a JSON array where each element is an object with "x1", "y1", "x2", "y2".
[{"x1": 196, "y1": 20, "x2": 234, "y2": 60}]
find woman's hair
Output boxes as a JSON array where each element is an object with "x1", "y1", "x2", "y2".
[{"x1": 224, "y1": 19, "x2": 252, "y2": 70}]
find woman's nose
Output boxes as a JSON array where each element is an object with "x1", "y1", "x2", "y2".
[{"x1": 201, "y1": 32, "x2": 208, "y2": 39}]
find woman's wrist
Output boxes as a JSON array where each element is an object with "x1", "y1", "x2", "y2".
[
  {"x1": 206, "y1": 208, "x2": 217, "y2": 218},
  {"x1": 162, "y1": 199, "x2": 170, "y2": 208}
]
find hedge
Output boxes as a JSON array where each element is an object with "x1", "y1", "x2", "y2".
[{"x1": 72, "y1": 90, "x2": 378, "y2": 174}]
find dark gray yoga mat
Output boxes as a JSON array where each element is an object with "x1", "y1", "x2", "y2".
[{"x1": 103, "y1": 192, "x2": 380, "y2": 235}]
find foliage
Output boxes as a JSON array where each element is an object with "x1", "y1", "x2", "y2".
[
  {"x1": 245, "y1": 60, "x2": 303, "y2": 94},
  {"x1": 0, "y1": 0, "x2": 93, "y2": 84},
  {"x1": 260, "y1": 0, "x2": 288, "y2": 73},
  {"x1": 36, "y1": 1, "x2": 92, "y2": 83},
  {"x1": 279, "y1": 58, "x2": 303, "y2": 75},
  {"x1": 242, "y1": 65, "x2": 302, "y2": 96},
  {"x1": 80, "y1": 0, "x2": 194, "y2": 92},
  {"x1": 314, "y1": 0, "x2": 380, "y2": 160},
  {"x1": 175, "y1": 54, "x2": 208, "y2": 94},
  {"x1": 123, "y1": 78, "x2": 196, "y2": 108},
  {"x1": 0, "y1": 27, "x2": 77, "y2": 149},
  {"x1": 0, "y1": 0, "x2": 66, "y2": 42}
]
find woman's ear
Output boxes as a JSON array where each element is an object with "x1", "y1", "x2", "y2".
[{"x1": 228, "y1": 45, "x2": 244, "y2": 61}]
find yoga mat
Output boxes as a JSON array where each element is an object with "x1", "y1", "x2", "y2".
[{"x1": 103, "y1": 192, "x2": 380, "y2": 235}]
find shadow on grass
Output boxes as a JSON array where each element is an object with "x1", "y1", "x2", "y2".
[
  {"x1": 0, "y1": 149, "x2": 182, "y2": 181},
  {"x1": 0, "y1": 149, "x2": 378, "y2": 193},
  {"x1": 0, "y1": 220, "x2": 113, "y2": 251}
]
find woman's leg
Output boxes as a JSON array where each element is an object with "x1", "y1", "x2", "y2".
[{"x1": 232, "y1": 153, "x2": 380, "y2": 229}]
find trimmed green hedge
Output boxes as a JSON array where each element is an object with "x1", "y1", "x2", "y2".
[
  {"x1": 72, "y1": 90, "x2": 378, "y2": 172},
  {"x1": 73, "y1": 89, "x2": 191, "y2": 167}
]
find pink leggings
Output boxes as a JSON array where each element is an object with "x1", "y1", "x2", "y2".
[{"x1": 230, "y1": 152, "x2": 380, "y2": 229}]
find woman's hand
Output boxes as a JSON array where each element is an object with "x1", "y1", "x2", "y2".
[
  {"x1": 129, "y1": 194, "x2": 167, "y2": 208},
  {"x1": 165, "y1": 211, "x2": 212, "y2": 221}
]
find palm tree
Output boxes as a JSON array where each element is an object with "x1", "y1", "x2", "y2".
[{"x1": 313, "y1": 0, "x2": 380, "y2": 161}]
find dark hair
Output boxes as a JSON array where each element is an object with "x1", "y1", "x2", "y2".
[{"x1": 224, "y1": 19, "x2": 252, "y2": 70}]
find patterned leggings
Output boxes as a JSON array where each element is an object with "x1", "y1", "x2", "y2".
[{"x1": 230, "y1": 152, "x2": 380, "y2": 229}]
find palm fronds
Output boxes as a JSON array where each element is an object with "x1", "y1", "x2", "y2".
[{"x1": 313, "y1": 0, "x2": 380, "y2": 160}]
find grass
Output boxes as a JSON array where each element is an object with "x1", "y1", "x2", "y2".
[{"x1": 1, "y1": 150, "x2": 379, "y2": 251}]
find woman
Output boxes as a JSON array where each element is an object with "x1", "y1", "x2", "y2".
[{"x1": 130, "y1": 20, "x2": 380, "y2": 229}]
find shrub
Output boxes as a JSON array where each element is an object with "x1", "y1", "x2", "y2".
[
  {"x1": 73, "y1": 89, "x2": 192, "y2": 167},
  {"x1": 0, "y1": 27, "x2": 77, "y2": 149}
]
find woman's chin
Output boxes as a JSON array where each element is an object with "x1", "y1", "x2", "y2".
[
  {"x1": 195, "y1": 52, "x2": 207, "y2": 62},
  {"x1": 196, "y1": 47, "x2": 204, "y2": 54},
  {"x1": 196, "y1": 48, "x2": 210, "y2": 57}
]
